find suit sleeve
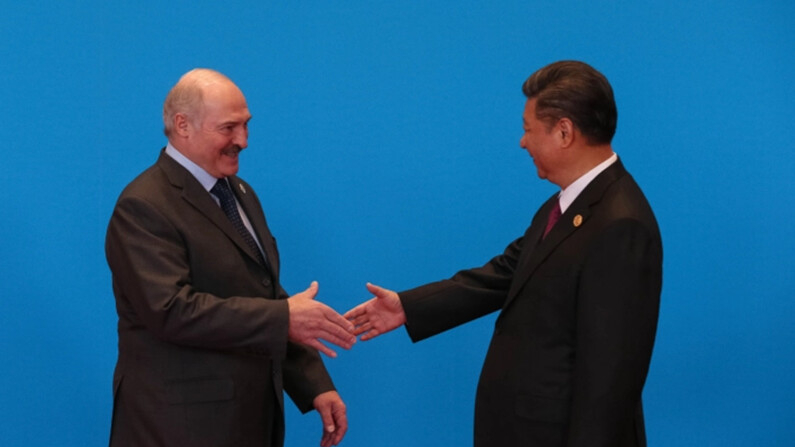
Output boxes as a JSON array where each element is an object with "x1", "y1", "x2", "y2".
[
  {"x1": 283, "y1": 342, "x2": 336, "y2": 413},
  {"x1": 567, "y1": 218, "x2": 662, "y2": 447},
  {"x1": 399, "y1": 234, "x2": 526, "y2": 342},
  {"x1": 106, "y1": 194, "x2": 290, "y2": 358}
]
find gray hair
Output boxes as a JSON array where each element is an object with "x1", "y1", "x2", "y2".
[{"x1": 162, "y1": 68, "x2": 232, "y2": 137}]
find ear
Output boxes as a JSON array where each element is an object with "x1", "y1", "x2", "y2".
[
  {"x1": 557, "y1": 118, "x2": 575, "y2": 148},
  {"x1": 173, "y1": 113, "x2": 192, "y2": 138}
]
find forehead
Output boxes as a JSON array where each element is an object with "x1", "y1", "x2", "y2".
[
  {"x1": 200, "y1": 81, "x2": 250, "y2": 120},
  {"x1": 522, "y1": 98, "x2": 540, "y2": 125}
]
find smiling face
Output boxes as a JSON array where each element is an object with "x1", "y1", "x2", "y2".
[
  {"x1": 520, "y1": 98, "x2": 563, "y2": 184},
  {"x1": 177, "y1": 79, "x2": 251, "y2": 178}
]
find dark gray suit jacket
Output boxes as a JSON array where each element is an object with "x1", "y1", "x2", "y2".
[
  {"x1": 400, "y1": 159, "x2": 662, "y2": 447},
  {"x1": 106, "y1": 151, "x2": 334, "y2": 447}
]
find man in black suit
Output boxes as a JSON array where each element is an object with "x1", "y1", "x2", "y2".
[
  {"x1": 106, "y1": 68, "x2": 356, "y2": 447},
  {"x1": 345, "y1": 60, "x2": 662, "y2": 446}
]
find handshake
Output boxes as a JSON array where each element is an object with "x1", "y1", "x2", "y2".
[{"x1": 286, "y1": 282, "x2": 406, "y2": 357}]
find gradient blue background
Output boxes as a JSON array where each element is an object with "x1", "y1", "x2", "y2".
[{"x1": 1, "y1": 1, "x2": 792, "y2": 446}]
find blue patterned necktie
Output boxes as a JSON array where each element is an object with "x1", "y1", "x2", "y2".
[{"x1": 210, "y1": 179, "x2": 268, "y2": 267}]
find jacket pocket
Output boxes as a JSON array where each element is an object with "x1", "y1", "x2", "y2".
[
  {"x1": 515, "y1": 394, "x2": 570, "y2": 423},
  {"x1": 166, "y1": 377, "x2": 234, "y2": 405}
]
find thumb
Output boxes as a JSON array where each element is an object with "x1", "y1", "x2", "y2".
[
  {"x1": 318, "y1": 403, "x2": 336, "y2": 433},
  {"x1": 366, "y1": 282, "x2": 390, "y2": 299},
  {"x1": 300, "y1": 281, "x2": 319, "y2": 300}
]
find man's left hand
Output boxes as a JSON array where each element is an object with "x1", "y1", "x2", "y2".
[{"x1": 313, "y1": 390, "x2": 348, "y2": 447}]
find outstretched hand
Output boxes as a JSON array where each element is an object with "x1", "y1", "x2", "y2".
[
  {"x1": 287, "y1": 281, "x2": 356, "y2": 357},
  {"x1": 344, "y1": 282, "x2": 406, "y2": 341}
]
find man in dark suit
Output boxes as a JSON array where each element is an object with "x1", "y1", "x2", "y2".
[
  {"x1": 345, "y1": 61, "x2": 662, "y2": 446},
  {"x1": 106, "y1": 69, "x2": 356, "y2": 447}
]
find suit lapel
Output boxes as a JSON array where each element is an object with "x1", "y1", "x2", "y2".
[
  {"x1": 503, "y1": 195, "x2": 560, "y2": 308},
  {"x1": 157, "y1": 153, "x2": 272, "y2": 274},
  {"x1": 503, "y1": 160, "x2": 628, "y2": 310},
  {"x1": 227, "y1": 176, "x2": 279, "y2": 278}
]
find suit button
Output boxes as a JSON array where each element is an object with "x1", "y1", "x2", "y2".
[{"x1": 261, "y1": 278, "x2": 271, "y2": 287}]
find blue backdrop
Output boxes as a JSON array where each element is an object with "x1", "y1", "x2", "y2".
[{"x1": 1, "y1": 1, "x2": 792, "y2": 446}]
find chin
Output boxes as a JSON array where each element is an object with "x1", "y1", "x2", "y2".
[{"x1": 220, "y1": 165, "x2": 239, "y2": 177}]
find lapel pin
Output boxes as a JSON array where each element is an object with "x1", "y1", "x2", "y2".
[
  {"x1": 238, "y1": 183, "x2": 246, "y2": 194},
  {"x1": 573, "y1": 215, "x2": 583, "y2": 228}
]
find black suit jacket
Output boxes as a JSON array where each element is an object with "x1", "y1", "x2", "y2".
[
  {"x1": 105, "y1": 151, "x2": 334, "y2": 447},
  {"x1": 400, "y1": 159, "x2": 662, "y2": 447}
]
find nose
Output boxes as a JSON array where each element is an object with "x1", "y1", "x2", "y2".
[
  {"x1": 234, "y1": 126, "x2": 248, "y2": 149},
  {"x1": 519, "y1": 134, "x2": 526, "y2": 149}
]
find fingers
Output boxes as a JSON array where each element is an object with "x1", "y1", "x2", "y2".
[
  {"x1": 315, "y1": 391, "x2": 347, "y2": 447},
  {"x1": 317, "y1": 305, "x2": 356, "y2": 349},
  {"x1": 288, "y1": 282, "x2": 357, "y2": 356},
  {"x1": 343, "y1": 301, "x2": 371, "y2": 336},
  {"x1": 351, "y1": 321, "x2": 371, "y2": 337},
  {"x1": 317, "y1": 325, "x2": 356, "y2": 352},
  {"x1": 302, "y1": 318, "x2": 356, "y2": 357},
  {"x1": 351, "y1": 322, "x2": 382, "y2": 341},
  {"x1": 289, "y1": 281, "x2": 402, "y2": 353},
  {"x1": 306, "y1": 338, "x2": 338, "y2": 358},
  {"x1": 320, "y1": 430, "x2": 334, "y2": 447},
  {"x1": 319, "y1": 405, "x2": 334, "y2": 447},
  {"x1": 359, "y1": 328, "x2": 381, "y2": 341},
  {"x1": 348, "y1": 313, "x2": 379, "y2": 338},
  {"x1": 343, "y1": 302, "x2": 366, "y2": 321},
  {"x1": 316, "y1": 398, "x2": 336, "y2": 435},
  {"x1": 345, "y1": 310, "x2": 373, "y2": 334},
  {"x1": 297, "y1": 282, "x2": 353, "y2": 335},
  {"x1": 344, "y1": 283, "x2": 393, "y2": 323},
  {"x1": 328, "y1": 405, "x2": 347, "y2": 446},
  {"x1": 348, "y1": 309, "x2": 372, "y2": 328},
  {"x1": 320, "y1": 418, "x2": 344, "y2": 447},
  {"x1": 322, "y1": 305, "x2": 356, "y2": 334}
]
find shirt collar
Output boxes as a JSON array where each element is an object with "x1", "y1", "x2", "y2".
[
  {"x1": 164, "y1": 142, "x2": 220, "y2": 192},
  {"x1": 558, "y1": 152, "x2": 617, "y2": 213}
]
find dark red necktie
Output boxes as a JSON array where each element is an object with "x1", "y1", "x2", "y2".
[{"x1": 543, "y1": 201, "x2": 562, "y2": 239}]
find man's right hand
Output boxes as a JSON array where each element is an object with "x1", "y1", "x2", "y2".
[
  {"x1": 344, "y1": 282, "x2": 406, "y2": 341},
  {"x1": 287, "y1": 281, "x2": 356, "y2": 358}
]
